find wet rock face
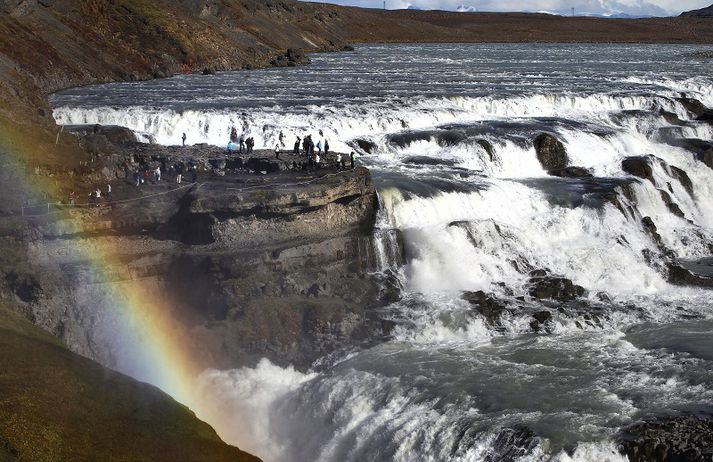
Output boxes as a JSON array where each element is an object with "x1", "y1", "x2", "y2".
[
  {"x1": 462, "y1": 290, "x2": 510, "y2": 328},
  {"x1": 622, "y1": 156, "x2": 655, "y2": 183},
  {"x1": 667, "y1": 258, "x2": 713, "y2": 288},
  {"x1": 353, "y1": 138, "x2": 377, "y2": 154},
  {"x1": 529, "y1": 310, "x2": 552, "y2": 331},
  {"x1": 618, "y1": 415, "x2": 713, "y2": 462},
  {"x1": 547, "y1": 166, "x2": 593, "y2": 178},
  {"x1": 534, "y1": 133, "x2": 569, "y2": 171},
  {"x1": 9, "y1": 136, "x2": 396, "y2": 371},
  {"x1": 484, "y1": 426, "x2": 540, "y2": 462},
  {"x1": 527, "y1": 272, "x2": 586, "y2": 301}
]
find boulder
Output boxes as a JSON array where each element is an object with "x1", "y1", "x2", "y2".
[
  {"x1": 528, "y1": 275, "x2": 585, "y2": 301},
  {"x1": 669, "y1": 165, "x2": 694, "y2": 195},
  {"x1": 353, "y1": 138, "x2": 377, "y2": 154},
  {"x1": 622, "y1": 156, "x2": 655, "y2": 184},
  {"x1": 534, "y1": 133, "x2": 568, "y2": 171},
  {"x1": 618, "y1": 415, "x2": 713, "y2": 462},
  {"x1": 270, "y1": 48, "x2": 311, "y2": 67},
  {"x1": 530, "y1": 310, "x2": 552, "y2": 331},
  {"x1": 668, "y1": 259, "x2": 713, "y2": 288},
  {"x1": 676, "y1": 97, "x2": 709, "y2": 117},
  {"x1": 547, "y1": 166, "x2": 594, "y2": 178},
  {"x1": 477, "y1": 139, "x2": 495, "y2": 162},
  {"x1": 462, "y1": 290, "x2": 509, "y2": 327}
]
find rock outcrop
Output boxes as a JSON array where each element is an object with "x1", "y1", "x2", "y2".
[
  {"x1": 270, "y1": 48, "x2": 311, "y2": 67},
  {"x1": 618, "y1": 415, "x2": 713, "y2": 462},
  {"x1": 534, "y1": 133, "x2": 569, "y2": 171},
  {"x1": 622, "y1": 156, "x2": 655, "y2": 183},
  {"x1": 527, "y1": 270, "x2": 586, "y2": 301},
  {"x1": 6, "y1": 134, "x2": 395, "y2": 372}
]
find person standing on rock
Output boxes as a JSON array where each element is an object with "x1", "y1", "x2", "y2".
[
  {"x1": 316, "y1": 139, "x2": 323, "y2": 154},
  {"x1": 350, "y1": 151, "x2": 356, "y2": 169},
  {"x1": 294, "y1": 137, "x2": 301, "y2": 155},
  {"x1": 315, "y1": 153, "x2": 321, "y2": 169},
  {"x1": 182, "y1": 133, "x2": 186, "y2": 146},
  {"x1": 302, "y1": 136, "x2": 310, "y2": 155},
  {"x1": 279, "y1": 131, "x2": 285, "y2": 150},
  {"x1": 239, "y1": 135, "x2": 246, "y2": 154},
  {"x1": 336, "y1": 153, "x2": 342, "y2": 170},
  {"x1": 155, "y1": 166, "x2": 161, "y2": 182},
  {"x1": 324, "y1": 139, "x2": 330, "y2": 155},
  {"x1": 227, "y1": 140, "x2": 234, "y2": 153},
  {"x1": 106, "y1": 183, "x2": 112, "y2": 201}
]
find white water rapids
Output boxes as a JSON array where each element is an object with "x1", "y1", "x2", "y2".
[{"x1": 52, "y1": 43, "x2": 713, "y2": 461}]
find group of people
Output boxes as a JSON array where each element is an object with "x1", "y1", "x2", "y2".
[
  {"x1": 222, "y1": 126, "x2": 357, "y2": 171},
  {"x1": 124, "y1": 161, "x2": 197, "y2": 187},
  {"x1": 68, "y1": 183, "x2": 111, "y2": 207},
  {"x1": 294, "y1": 133, "x2": 330, "y2": 157}
]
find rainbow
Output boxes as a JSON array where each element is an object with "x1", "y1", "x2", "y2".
[{"x1": 0, "y1": 121, "x2": 204, "y2": 409}]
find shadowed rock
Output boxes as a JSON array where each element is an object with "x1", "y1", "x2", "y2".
[
  {"x1": 528, "y1": 271, "x2": 586, "y2": 301},
  {"x1": 618, "y1": 415, "x2": 713, "y2": 462},
  {"x1": 547, "y1": 166, "x2": 594, "y2": 178},
  {"x1": 534, "y1": 133, "x2": 568, "y2": 171},
  {"x1": 462, "y1": 290, "x2": 510, "y2": 328},
  {"x1": 622, "y1": 156, "x2": 655, "y2": 183}
]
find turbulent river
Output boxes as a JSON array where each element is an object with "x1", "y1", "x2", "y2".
[{"x1": 52, "y1": 44, "x2": 713, "y2": 461}]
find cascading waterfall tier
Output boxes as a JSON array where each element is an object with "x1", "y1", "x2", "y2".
[{"x1": 52, "y1": 43, "x2": 713, "y2": 462}]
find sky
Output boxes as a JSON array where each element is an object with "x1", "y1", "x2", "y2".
[{"x1": 303, "y1": 0, "x2": 712, "y2": 16}]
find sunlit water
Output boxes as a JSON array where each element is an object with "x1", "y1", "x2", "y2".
[{"x1": 53, "y1": 44, "x2": 713, "y2": 461}]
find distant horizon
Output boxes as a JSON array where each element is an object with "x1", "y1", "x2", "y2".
[{"x1": 302, "y1": 0, "x2": 712, "y2": 17}]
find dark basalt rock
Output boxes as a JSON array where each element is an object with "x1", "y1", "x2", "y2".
[
  {"x1": 270, "y1": 48, "x2": 311, "y2": 67},
  {"x1": 484, "y1": 426, "x2": 540, "y2": 462},
  {"x1": 618, "y1": 415, "x2": 713, "y2": 462},
  {"x1": 533, "y1": 133, "x2": 568, "y2": 171},
  {"x1": 402, "y1": 156, "x2": 457, "y2": 167},
  {"x1": 622, "y1": 156, "x2": 655, "y2": 184},
  {"x1": 477, "y1": 139, "x2": 495, "y2": 162},
  {"x1": 353, "y1": 138, "x2": 377, "y2": 154},
  {"x1": 658, "y1": 189, "x2": 686, "y2": 218},
  {"x1": 642, "y1": 216, "x2": 665, "y2": 248},
  {"x1": 462, "y1": 290, "x2": 510, "y2": 328},
  {"x1": 668, "y1": 259, "x2": 713, "y2": 288},
  {"x1": 669, "y1": 165, "x2": 694, "y2": 195},
  {"x1": 547, "y1": 166, "x2": 594, "y2": 178},
  {"x1": 697, "y1": 110, "x2": 713, "y2": 122},
  {"x1": 528, "y1": 274, "x2": 585, "y2": 301},
  {"x1": 676, "y1": 97, "x2": 709, "y2": 117},
  {"x1": 530, "y1": 310, "x2": 552, "y2": 331}
]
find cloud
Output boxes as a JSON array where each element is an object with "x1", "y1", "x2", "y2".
[{"x1": 302, "y1": 0, "x2": 713, "y2": 16}]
